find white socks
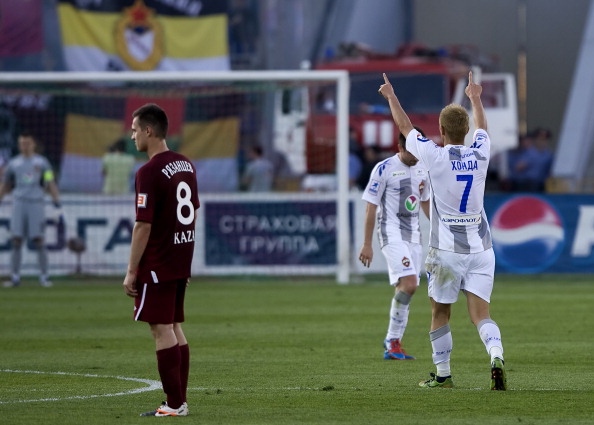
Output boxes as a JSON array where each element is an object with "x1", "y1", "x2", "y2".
[
  {"x1": 428, "y1": 319, "x2": 504, "y2": 378},
  {"x1": 477, "y1": 319, "x2": 504, "y2": 362},
  {"x1": 386, "y1": 291, "x2": 411, "y2": 340},
  {"x1": 430, "y1": 324, "x2": 452, "y2": 377}
]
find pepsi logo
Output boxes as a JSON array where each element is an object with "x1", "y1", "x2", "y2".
[{"x1": 491, "y1": 196, "x2": 564, "y2": 273}]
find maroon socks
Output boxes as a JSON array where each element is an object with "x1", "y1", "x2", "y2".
[
  {"x1": 156, "y1": 344, "x2": 183, "y2": 409},
  {"x1": 179, "y1": 344, "x2": 190, "y2": 403}
]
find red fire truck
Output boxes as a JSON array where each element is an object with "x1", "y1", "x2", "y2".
[{"x1": 274, "y1": 44, "x2": 517, "y2": 181}]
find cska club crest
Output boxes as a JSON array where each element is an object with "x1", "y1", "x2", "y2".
[
  {"x1": 401, "y1": 257, "x2": 410, "y2": 267},
  {"x1": 115, "y1": 0, "x2": 164, "y2": 70}
]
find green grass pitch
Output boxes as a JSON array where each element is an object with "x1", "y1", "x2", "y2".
[{"x1": 0, "y1": 274, "x2": 593, "y2": 424}]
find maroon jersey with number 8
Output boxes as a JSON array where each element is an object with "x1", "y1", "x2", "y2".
[{"x1": 134, "y1": 150, "x2": 199, "y2": 284}]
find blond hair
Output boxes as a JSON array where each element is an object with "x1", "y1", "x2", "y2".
[{"x1": 439, "y1": 104, "x2": 469, "y2": 143}]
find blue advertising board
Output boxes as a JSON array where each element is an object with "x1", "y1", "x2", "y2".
[
  {"x1": 201, "y1": 195, "x2": 594, "y2": 273},
  {"x1": 204, "y1": 201, "x2": 337, "y2": 266},
  {"x1": 485, "y1": 194, "x2": 594, "y2": 273}
]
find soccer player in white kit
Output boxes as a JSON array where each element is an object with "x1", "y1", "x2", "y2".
[
  {"x1": 378, "y1": 72, "x2": 506, "y2": 390},
  {"x1": 359, "y1": 131, "x2": 429, "y2": 360}
]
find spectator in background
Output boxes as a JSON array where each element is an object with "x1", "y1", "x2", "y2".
[
  {"x1": 242, "y1": 145, "x2": 273, "y2": 192},
  {"x1": 357, "y1": 145, "x2": 382, "y2": 190},
  {"x1": 102, "y1": 138, "x2": 135, "y2": 194},
  {"x1": 507, "y1": 134, "x2": 534, "y2": 191},
  {"x1": 0, "y1": 132, "x2": 61, "y2": 288},
  {"x1": 508, "y1": 129, "x2": 553, "y2": 192},
  {"x1": 530, "y1": 127, "x2": 554, "y2": 191}
]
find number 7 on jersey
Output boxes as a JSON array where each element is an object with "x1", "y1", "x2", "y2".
[{"x1": 456, "y1": 175, "x2": 473, "y2": 213}]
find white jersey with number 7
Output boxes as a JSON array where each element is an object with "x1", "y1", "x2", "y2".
[{"x1": 406, "y1": 127, "x2": 492, "y2": 254}]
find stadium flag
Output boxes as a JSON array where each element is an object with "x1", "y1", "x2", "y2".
[
  {"x1": 57, "y1": 0, "x2": 229, "y2": 71},
  {"x1": 182, "y1": 117, "x2": 241, "y2": 192},
  {"x1": 0, "y1": 0, "x2": 44, "y2": 56},
  {"x1": 59, "y1": 113, "x2": 129, "y2": 193},
  {"x1": 58, "y1": 106, "x2": 240, "y2": 193}
]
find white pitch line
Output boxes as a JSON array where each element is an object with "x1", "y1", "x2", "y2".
[
  {"x1": 2, "y1": 369, "x2": 561, "y2": 403},
  {"x1": 0, "y1": 369, "x2": 162, "y2": 404}
]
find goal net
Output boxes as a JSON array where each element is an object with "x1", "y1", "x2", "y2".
[{"x1": 0, "y1": 71, "x2": 351, "y2": 282}]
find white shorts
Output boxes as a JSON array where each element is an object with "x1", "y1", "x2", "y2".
[
  {"x1": 380, "y1": 241, "x2": 422, "y2": 286},
  {"x1": 425, "y1": 247, "x2": 495, "y2": 304}
]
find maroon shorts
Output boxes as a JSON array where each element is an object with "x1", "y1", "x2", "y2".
[{"x1": 133, "y1": 278, "x2": 186, "y2": 324}]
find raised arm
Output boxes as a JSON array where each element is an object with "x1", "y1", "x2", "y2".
[
  {"x1": 378, "y1": 73, "x2": 414, "y2": 139},
  {"x1": 464, "y1": 71, "x2": 487, "y2": 131}
]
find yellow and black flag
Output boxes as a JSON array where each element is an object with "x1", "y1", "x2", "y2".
[
  {"x1": 58, "y1": 95, "x2": 241, "y2": 193},
  {"x1": 57, "y1": 0, "x2": 229, "y2": 71}
]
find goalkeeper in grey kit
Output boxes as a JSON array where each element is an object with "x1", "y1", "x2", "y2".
[{"x1": 0, "y1": 132, "x2": 62, "y2": 288}]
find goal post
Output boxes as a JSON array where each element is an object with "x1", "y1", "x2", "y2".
[{"x1": 0, "y1": 70, "x2": 351, "y2": 283}]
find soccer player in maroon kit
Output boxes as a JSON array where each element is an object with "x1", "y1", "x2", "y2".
[{"x1": 122, "y1": 103, "x2": 199, "y2": 417}]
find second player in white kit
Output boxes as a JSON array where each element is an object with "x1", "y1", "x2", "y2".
[{"x1": 359, "y1": 131, "x2": 429, "y2": 360}]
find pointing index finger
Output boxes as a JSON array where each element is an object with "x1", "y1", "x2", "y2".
[
  {"x1": 468, "y1": 71, "x2": 473, "y2": 84},
  {"x1": 383, "y1": 73, "x2": 390, "y2": 84}
]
